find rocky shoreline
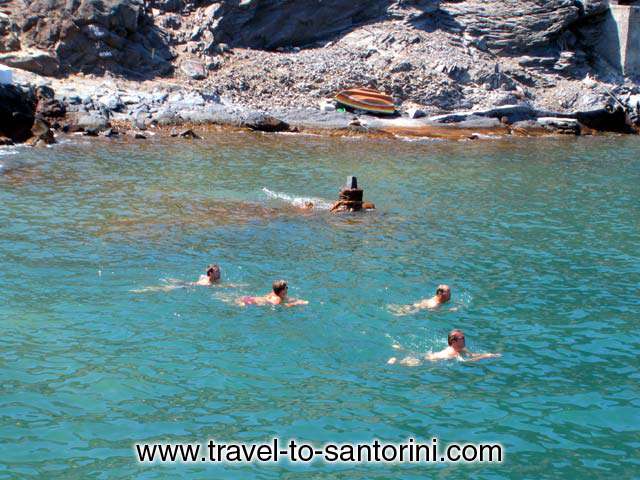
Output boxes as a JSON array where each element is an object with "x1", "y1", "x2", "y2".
[
  {"x1": 3, "y1": 1, "x2": 640, "y2": 145},
  {"x1": 2, "y1": 68, "x2": 639, "y2": 149}
]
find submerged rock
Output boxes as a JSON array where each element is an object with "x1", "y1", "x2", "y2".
[
  {"x1": 244, "y1": 113, "x2": 290, "y2": 132},
  {"x1": 103, "y1": 128, "x2": 119, "y2": 137},
  {"x1": 178, "y1": 128, "x2": 200, "y2": 139}
]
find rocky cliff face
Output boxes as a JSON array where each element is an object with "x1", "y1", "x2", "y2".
[
  {"x1": 207, "y1": 0, "x2": 413, "y2": 50},
  {"x1": 1, "y1": 0, "x2": 173, "y2": 77},
  {"x1": 0, "y1": 0, "x2": 636, "y2": 114},
  {"x1": 1, "y1": 0, "x2": 610, "y2": 76}
]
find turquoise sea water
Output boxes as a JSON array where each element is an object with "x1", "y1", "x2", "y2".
[{"x1": 1, "y1": 133, "x2": 639, "y2": 479}]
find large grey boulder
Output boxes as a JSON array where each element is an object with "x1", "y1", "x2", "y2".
[
  {"x1": 75, "y1": 112, "x2": 110, "y2": 131},
  {"x1": 180, "y1": 59, "x2": 207, "y2": 80}
]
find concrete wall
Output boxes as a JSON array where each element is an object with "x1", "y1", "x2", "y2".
[
  {"x1": 625, "y1": 6, "x2": 640, "y2": 74},
  {"x1": 597, "y1": 4, "x2": 640, "y2": 76}
]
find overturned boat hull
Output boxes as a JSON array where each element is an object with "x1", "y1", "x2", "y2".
[{"x1": 335, "y1": 87, "x2": 396, "y2": 115}]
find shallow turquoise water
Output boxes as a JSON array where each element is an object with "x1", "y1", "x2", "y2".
[{"x1": 1, "y1": 133, "x2": 639, "y2": 479}]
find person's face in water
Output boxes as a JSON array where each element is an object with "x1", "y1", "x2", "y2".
[
  {"x1": 207, "y1": 266, "x2": 221, "y2": 282},
  {"x1": 277, "y1": 285, "x2": 288, "y2": 299},
  {"x1": 437, "y1": 285, "x2": 451, "y2": 302},
  {"x1": 451, "y1": 332, "x2": 465, "y2": 351}
]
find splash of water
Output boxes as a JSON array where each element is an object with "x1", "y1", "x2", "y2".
[{"x1": 262, "y1": 187, "x2": 333, "y2": 210}]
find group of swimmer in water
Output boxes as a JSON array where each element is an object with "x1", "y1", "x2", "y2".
[
  {"x1": 189, "y1": 177, "x2": 499, "y2": 363},
  {"x1": 194, "y1": 263, "x2": 499, "y2": 363}
]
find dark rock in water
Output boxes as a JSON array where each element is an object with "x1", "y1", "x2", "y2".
[
  {"x1": 0, "y1": 136, "x2": 14, "y2": 145},
  {"x1": 244, "y1": 113, "x2": 290, "y2": 132},
  {"x1": 103, "y1": 128, "x2": 119, "y2": 137},
  {"x1": 83, "y1": 128, "x2": 99, "y2": 136},
  {"x1": 180, "y1": 59, "x2": 207, "y2": 80},
  {"x1": 210, "y1": 0, "x2": 399, "y2": 50},
  {"x1": 179, "y1": 128, "x2": 200, "y2": 139},
  {"x1": 134, "y1": 132, "x2": 146, "y2": 139},
  {"x1": 577, "y1": 107, "x2": 633, "y2": 134},
  {"x1": 0, "y1": 84, "x2": 36, "y2": 143}
]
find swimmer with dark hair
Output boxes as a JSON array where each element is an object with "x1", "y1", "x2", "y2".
[
  {"x1": 237, "y1": 280, "x2": 308, "y2": 307},
  {"x1": 195, "y1": 264, "x2": 221, "y2": 286}
]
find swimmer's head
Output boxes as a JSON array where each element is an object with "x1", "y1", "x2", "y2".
[
  {"x1": 448, "y1": 329, "x2": 465, "y2": 350},
  {"x1": 206, "y1": 264, "x2": 221, "y2": 282},
  {"x1": 272, "y1": 280, "x2": 288, "y2": 297},
  {"x1": 436, "y1": 284, "x2": 451, "y2": 303}
]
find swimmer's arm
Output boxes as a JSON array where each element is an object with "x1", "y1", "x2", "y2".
[
  {"x1": 465, "y1": 351, "x2": 501, "y2": 362},
  {"x1": 412, "y1": 297, "x2": 438, "y2": 310},
  {"x1": 425, "y1": 350, "x2": 449, "y2": 361},
  {"x1": 285, "y1": 298, "x2": 308, "y2": 307},
  {"x1": 219, "y1": 283, "x2": 246, "y2": 288},
  {"x1": 193, "y1": 276, "x2": 210, "y2": 286}
]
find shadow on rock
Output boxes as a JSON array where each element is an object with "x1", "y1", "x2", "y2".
[{"x1": 17, "y1": 0, "x2": 173, "y2": 79}]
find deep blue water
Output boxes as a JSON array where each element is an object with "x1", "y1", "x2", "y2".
[{"x1": 1, "y1": 133, "x2": 639, "y2": 479}]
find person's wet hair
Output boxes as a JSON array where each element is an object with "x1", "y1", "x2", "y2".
[
  {"x1": 206, "y1": 264, "x2": 220, "y2": 279},
  {"x1": 448, "y1": 329, "x2": 464, "y2": 346},
  {"x1": 436, "y1": 285, "x2": 450, "y2": 296},
  {"x1": 272, "y1": 280, "x2": 288, "y2": 295}
]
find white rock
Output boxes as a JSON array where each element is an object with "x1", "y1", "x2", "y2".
[
  {"x1": 627, "y1": 94, "x2": 640, "y2": 110},
  {"x1": 320, "y1": 101, "x2": 335, "y2": 112},
  {"x1": 582, "y1": 75, "x2": 597, "y2": 89}
]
